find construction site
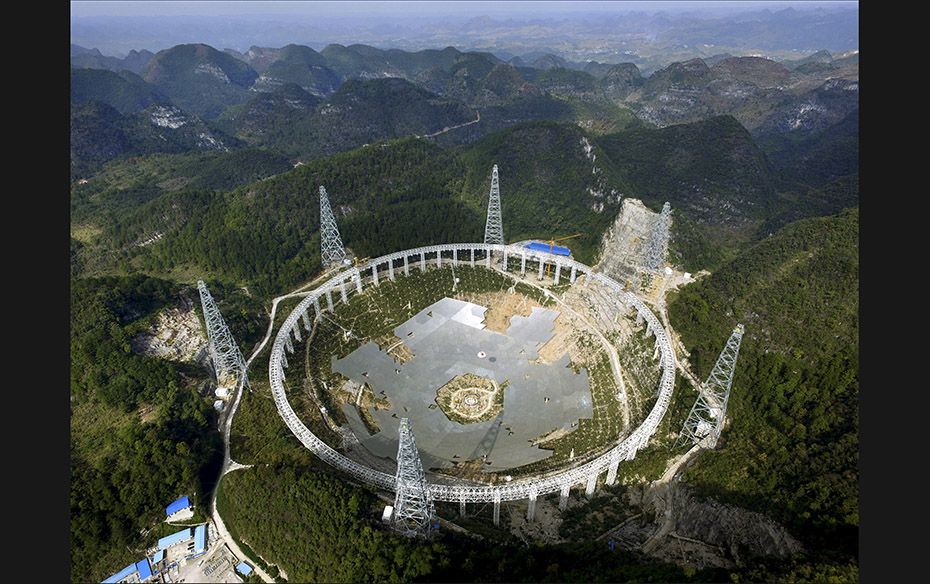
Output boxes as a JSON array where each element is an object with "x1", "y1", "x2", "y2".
[{"x1": 196, "y1": 166, "x2": 748, "y2": 566}]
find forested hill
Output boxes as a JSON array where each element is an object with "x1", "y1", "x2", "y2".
[
  {"x1": 597, "y1": 115, "x2": 778, "y2": 231},
  {"x1": 668, "y1": 207, "x2": 859, "y2": 571},
  {"x1": 70, "y1": 37, "x2": 859, "y2": 584},
  {"x1": 71, "y1": 68, "x2": 171, "y2": 115},
  {"x1": 595, "y1": 114, "x2": 781, "y2": 269},
  {"x1": 217, "y1": 78, "x2": 477, "y2": 159},
  {"x1": 72, "y1": 118, "x2": 789, "y2": 296},
  {"x1": 139, "y1": 139, "x2": 473, "y2": 295},
  {"x1": 70, "y1": 276, "x2": 223, "y2": 582},
  {"x1": 72, "y1": 122, "x2": 631, "y2": 296}
]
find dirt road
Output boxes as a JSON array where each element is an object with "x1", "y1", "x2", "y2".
[
  {"x1": 210, "y1": 267, "x2": 344, "y2": 583},
  {"x1": 417, "y1": 110, "x2": 481, "y2": 138}
]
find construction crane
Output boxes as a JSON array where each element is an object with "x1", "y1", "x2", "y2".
[
  {"x1": 545, "y1": 233, "x2": 584, "y2": 275},
  {"x1": 354, "y1": 256, "x2": 370, "y2": 267}
]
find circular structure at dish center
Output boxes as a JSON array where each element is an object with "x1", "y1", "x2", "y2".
[{"x1": 268, "y1": 243, "x2": 676, "y2": 504}]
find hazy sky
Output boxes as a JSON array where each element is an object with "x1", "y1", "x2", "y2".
[
  {"x1": 72, "y1": 1, "x2": 857, "y2": 61},
  {"x1": 71, "y1": 1, "x2": 856, "y2": 19}
]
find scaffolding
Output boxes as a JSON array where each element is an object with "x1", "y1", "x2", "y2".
[
  {"x1": 198, "y1": 280, "x2": 248, "y2": 389},
  {"x1": 483, "y1": 165, "x2": 504, "y2": 245},
  {"x1": 392, "y1": 418, "x2": 435, "y2": 537},
  {"x1": 644, "y1": 202, "x2": 671, "y2": 271},
  {"x1": 676, "y1": 324, "x2": 744, "y2": 449},
  {"x1": 320, "y1": 185, "x2": 347, "y2": 266}
]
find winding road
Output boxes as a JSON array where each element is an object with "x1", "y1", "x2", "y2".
[
  {"x1": 417, "y1": 109, "x2": 481, "y2": 139},
  {"x1": 210, "y1": 269, "x2": 337, "y2": 584}
]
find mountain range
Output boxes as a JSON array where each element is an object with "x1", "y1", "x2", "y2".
[
  {"x1": 70, "y1": 6, "x2": 858, "y2": 68},
  {"x1": 70, "y1": 35, "x2": 859, "y2": 584},
  {"x1": 71, "y1": 41, "x2": 856, "y2": 178}
]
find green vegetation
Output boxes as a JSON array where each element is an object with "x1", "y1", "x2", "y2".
[
  {"x1": 223, "y1": 78, "x2": 476, "y2": 160},
  {"x1": 220, "y1": 465, "x2": 696, "y2": 583},
  {"x1": 457, "y1": 121, "x2": 629, "y2": 264},
  {"x1": 596, "y1": 115, "x2": 776, "y2": 269},
  {"x1": 597, "y1": 116, "x2": 776, "y2": 214},
  {"x1": 142, "y1": 43, "x2": 258, "y2": 118},
  {"x1": 759, "y1": 109, "x2": 859, "y2": 191},
  {"x1": 218, "y1": 465, "x2": 446, "y2": 583},
  {"x1": 669, "y1": 208, "x2": 859, "y2": 563},
  {"x1": 70, "y1": 100, "x2": 237, "y2": 179},
  {"x1": 230, "y1": 378, "x2": 319, "y2": 467},
  {"x1": 138, "y1": 139, "x2": 478, "y2": 297},
  {"x1": 761, "y1": 174, "x2": 859, "y2": 238},
  {"x1": 255, "y1": 44, "x2": 338, "y2": 95},
  {"x1": 669, "y1": 211, "x2": 732, "y2": 273},
  {"x1": 70, "y1": 47, "x2": 858, "y2": 581},
  {"x1": 70, "y1": 275, "x2": 221, "y2": 582},
  {"x1": 71, "y1": 67, "x2": 168, "y2": 114},
  {"x1": 74, "y1": 122, "x2": 643, "y2": 296},
  {"x1": 559, "y1": 484, "x2": 632, "y2": 540},
  {"x1": 73, "y1": 117, "x2": 800, "y2": 292},
  {"x1": 564, "y1": 97, "x2": 641, "y2": 135},
  {"x1": 71, "y1": 149, "x2": 291, "y2": 224}
]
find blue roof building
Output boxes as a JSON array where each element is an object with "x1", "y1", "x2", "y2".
[
  {"x1": 101, "y1": 563, "x2": 136, "y2": 583},
  {"x1": 157, "y1": 527, "x2": 192, "y2": 550},
  {"x1": 192, "y1": 524, "x2": 207, "y2": 556},
  {"x1": 151, "y1": 549, "x2": 165, "y2": 564},
  {"x1": 525, "y1": 241, "x2": 572, "y2": 256},
  {"x1": 236, "y1": 562, "x2": 253, "y2": 576},
  {"x1": 165, "y1": 496, "x2": 192, "y2": 516},
  {"x1": 135, "y1": 559, "x2": 153, "y2": 581}
]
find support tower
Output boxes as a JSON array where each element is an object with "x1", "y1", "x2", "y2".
[
  {"x1": 676, "y1": 324, "x2": 744, "y2": 449},
  {"x1": 392, "y1": 418, "x2": 435, "y2": 537},
  {"x1": 198, "y1": 280, "x2": 248, "y2": 389},
  {"x1": 644, "y1": 202, "x2": 671, "y2": 271},
  {"x1": 319, "y1": 185, "x2": 347, "y2": 266},
  {"x1": 483, "y1": 164, "x2": 504, "y2": 245}
]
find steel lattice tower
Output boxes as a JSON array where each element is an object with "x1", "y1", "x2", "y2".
[
  {"x1": 319, "y1": 185, "x2": 347, "y2": 267},
  {"x1": 644, "y1": 202, "x2": 671, "y2": 271},
  {"x1": 483, "y1": 164, "x2": 504, "y2": 245},
  {"x1": 198, "y1": 280, "x2": 248, "y2": 389},
  {"x1": 676, "y1": 324, "x2": 744, "y2": 449},
  {"x1": 392, "y1": 418, "x2": 435, "y2": 537}
]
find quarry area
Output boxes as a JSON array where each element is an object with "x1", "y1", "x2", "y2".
[{"x1": 131, "y1": 300, "x2": 209, "y2": 364}]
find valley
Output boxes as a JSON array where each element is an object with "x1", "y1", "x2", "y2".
[{"x1": 70, "y1": 17, "x2": 859, "y2": 584}]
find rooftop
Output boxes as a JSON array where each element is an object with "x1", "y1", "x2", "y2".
[
  {"x1": 157, "y1": 527, "x2": 192, "y2": 551},
  {"x1": 102, "y1": 562, "x2": 136, "y2": 583},
  {"x1": 525, "y1": 241, "x2": 572, "y2": 256},
  {"x1": 165, "y1": 495, "x2": 192, "y2": 516},
  {"x1": 236, "y1": 562, "x2": 253, "y2": 576},
  {"x1": 135, "y1": 559, "x2": 153, "y2": 581},
  {"x1": 193, "y1": 524, "x2": 206, "y2": 554}
]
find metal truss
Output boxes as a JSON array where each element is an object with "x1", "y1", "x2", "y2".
[
  {"x1": 267, "y1": 243, "x2": 677, "y2": 504},
  {"x1": 319, "y1": 186, "x2": 347, "y2": 266},
  {"x1": 392, "y1": 418, "x2": 435, "y2": 537},
  {"x1": 676, "y1": 324, "x2": 744, "y2": 449},
  {"x1": 198, "y1": 280, "x2": 248, "y2": 389},
  {"x1": 644, "y1": 202, "x2": 671, "y2": 271},
  {"x1": 483, "y1": 165, "x2": 504, "y2": 245}
]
